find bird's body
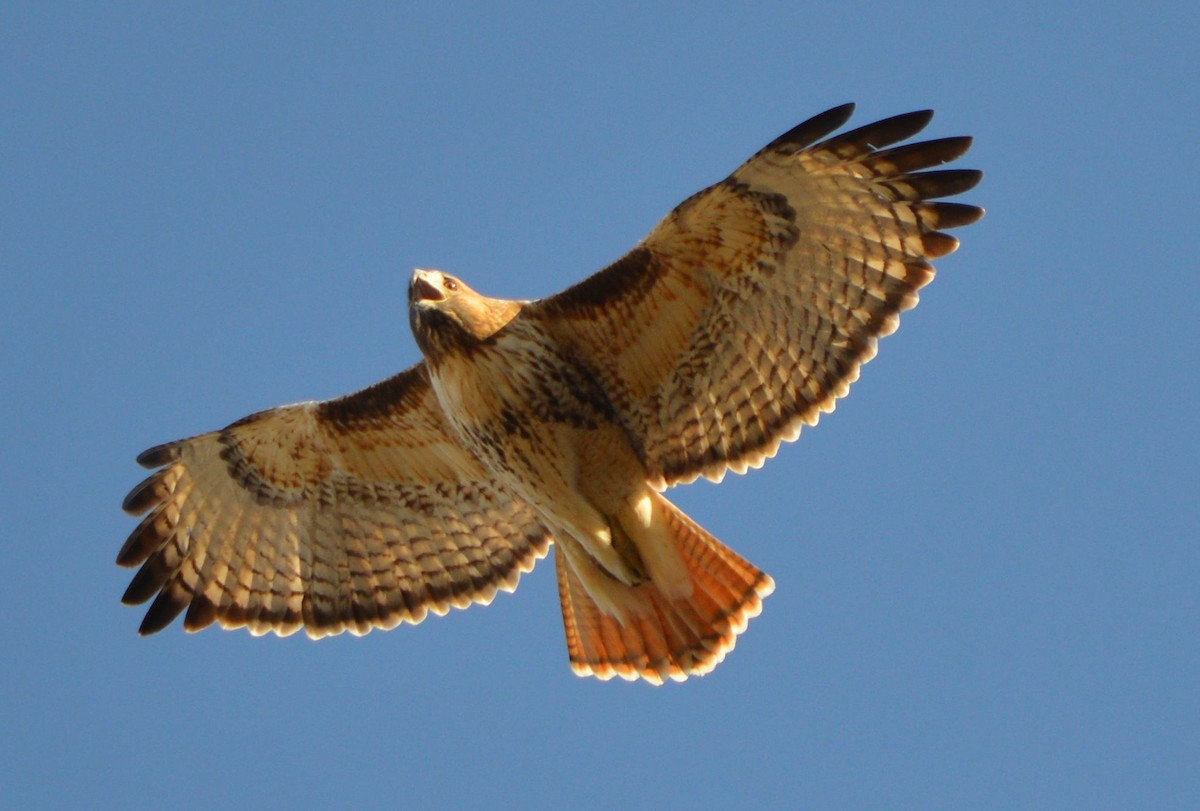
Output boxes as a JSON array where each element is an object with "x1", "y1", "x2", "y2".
[
  {"x1": 408, "y1": 273, "x2": 771, "y2": 680},
  {"x1": 119, "y1": 104, "x2": 983, "y2": 683},
  {"x1": 420, "y1": 305, "x2": 643, "y2": 584}
]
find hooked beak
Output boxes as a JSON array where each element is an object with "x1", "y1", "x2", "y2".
[{"x1": 410, "y1": 270, "x2": 444, "y2": 304}]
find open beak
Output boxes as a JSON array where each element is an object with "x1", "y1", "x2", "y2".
[{"x1": 410, "y1": 270, "x2": 445, "y2": 303}]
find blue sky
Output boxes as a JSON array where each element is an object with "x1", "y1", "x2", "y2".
[{"x1": 3, "y1": 3, "x2": 1197, "y2": 808}]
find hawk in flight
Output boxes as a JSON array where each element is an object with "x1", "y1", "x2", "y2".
[{"x1": 119, "y1": 104, "x2": 982, "y2": 684}]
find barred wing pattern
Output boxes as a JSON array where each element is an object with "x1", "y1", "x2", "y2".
[
  {"x1": 119, "y1": 364, "x2": 551, "y2": 637},
  {"x1": 533, "y1": 104, "x2": 983, "y2": 488}
]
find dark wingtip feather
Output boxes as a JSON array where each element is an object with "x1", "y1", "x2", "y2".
[
  {"x1": 919, "y1": 168, "x2": 983, "y2": 198},
  {"x1": 951, "y1": 134, "x2": 974, "y2": 154},
  {"x1": 137, "y1": 442, "x2": 181, "y2": 469},
  {"x1": 921, "y1": 135, "x2": 974, "y2": 166},
  {"x1": 929, "y1": 202, "x2": 986, "y2": 229},
  {"x1": 860, "y1": 109, "x2": 934, "y2": 148},
  {"x1": 122, "y1": 472, "x2": 165, "y2": 516},
  {"x1": 116, "y1": 511, "x2": 168, "y2": 567},
  {"x1": 922, "y1": 232, "x2": 962, "y2": 259},
  {"x1": 183, "y1": 596, "x2": 217, "y2": 632},
  {"x1": 876, "y1": 170, "x2": 984, "y2": 207},
  {"x1": 763, "y1": 103, "x2": 856, "y2": 152},
  {"x1": 821, "y1": 109, "x2": 935, "y2": 157},
  {"x1": 138, "y1": 588, "x2": 188, "y2": 635},
  {"x1": 122, "y1": 557, "x2": 173, "y2": 605},
  {"x1": 866, "y1": 137, "x2": 976, "y2": 175}
]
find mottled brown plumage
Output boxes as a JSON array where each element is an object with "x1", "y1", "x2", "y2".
[{"x1": 120, "y1": 104, "x2": 982, "y2": 683}]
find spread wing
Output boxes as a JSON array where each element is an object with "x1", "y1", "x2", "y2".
[
  {"x1": 118, "y1": 364, "x2": 551, "y2": 638},
  {"x1": 529, "y1": 104, "x2": 983, "y2": 488}
]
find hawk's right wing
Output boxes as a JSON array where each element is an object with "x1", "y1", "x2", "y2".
[{"x1": 119, "y1": 363, "x2": 551, "y2": 638}]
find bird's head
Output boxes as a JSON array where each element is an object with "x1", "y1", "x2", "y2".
[{"x1": 408, "y1": 269, "x2": 522, "y2": 361}]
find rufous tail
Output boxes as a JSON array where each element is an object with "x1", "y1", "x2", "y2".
[{"x1": 555, "y1": 492, "x2": 774, "y2": 685}]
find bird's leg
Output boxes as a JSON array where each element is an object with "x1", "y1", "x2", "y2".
[{"x1": 608, "y1": 519, "x2": 648, "y2": 584}]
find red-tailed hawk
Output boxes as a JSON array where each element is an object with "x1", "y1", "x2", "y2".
[{"x1": 119, "y1": 104, "x2": 982, "y2": 684}]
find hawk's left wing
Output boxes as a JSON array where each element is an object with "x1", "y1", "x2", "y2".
[
  {"x1": 528, "y1": 104, "x2": 983, "y2": 488},
  {"x1": 119, "y1": 363, "x2": 551, "y2": 638}
]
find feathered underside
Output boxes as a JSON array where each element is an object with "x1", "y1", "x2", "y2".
[{"x1": 118, "y1": 104, "x2": 982, "y2": 685}]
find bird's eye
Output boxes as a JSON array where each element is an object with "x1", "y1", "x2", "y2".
[{"x1": 444, "y1": 277, "x2": 459, "y2": 292}]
